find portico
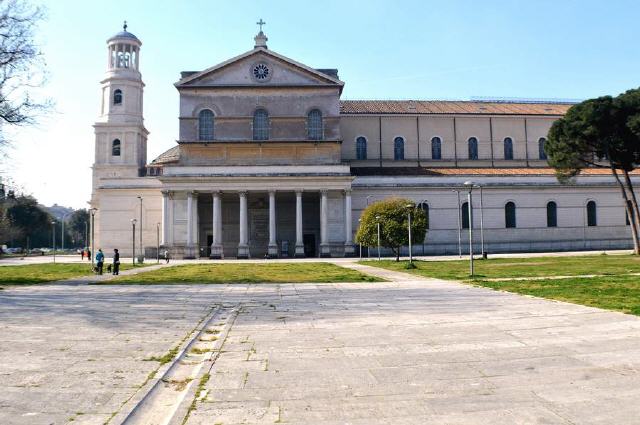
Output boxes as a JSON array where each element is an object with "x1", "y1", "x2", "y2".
[{"x1": 158, "y1": 167, "x2": 354, "y2": 259}]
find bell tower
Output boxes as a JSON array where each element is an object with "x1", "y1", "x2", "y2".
[{"x1": 92, "y1": 22, "x2": 148, "y2": 182}]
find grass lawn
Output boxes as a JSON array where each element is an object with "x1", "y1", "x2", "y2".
[
  {"x1": 365, "y1": 254, "x2": 640, "y2": 315},
  {"x1": 0, "y1": 263, "x2": 146, "y2": 285},
  {"x1": 475, "y1": 275, "x2": 640, "y2": 315},
  {"x1": 364, "y1": 254, "x2": 640, "y2": 280},
  {"x1": 109, "y1": 262, "x2": 382, "y2": 284}
]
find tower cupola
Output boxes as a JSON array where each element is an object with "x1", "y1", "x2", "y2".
[{"x1": 106, "y1": 21, "x2": 142, "y2": 72}]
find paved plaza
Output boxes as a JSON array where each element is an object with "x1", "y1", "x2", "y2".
[{"x1": 1, "y1": 264, "x2": 640, "y2": 424}]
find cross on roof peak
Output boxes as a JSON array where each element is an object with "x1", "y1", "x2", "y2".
[
  {"x1": 256, "y1": 18, "x2": 266, "y2": 32},
  {"x1": 123, "y1": 20, "x2": 128, "y2": 31}
]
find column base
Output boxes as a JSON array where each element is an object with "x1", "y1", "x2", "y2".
[
  {"x1": 237, "y1": 244, "x2": 250, "y2": 259},
  {"x1": 210, "y1": 244, "x2": 224, "y2": 259},
  {"x1": 294, "y1": 244, "x2": 305, "y2": 258},
  {"x1": 320, "y1": 244, "x2": 331, "y2": 258},
  {"x1": 183, "y1": 245, "x2": 197, "y2": 260},
  {"x1": 344, "y1": 243, "x2": 355, "y2": 257},
  {"x1": 267, "y1": 244, "x2": 278, "y2": 259}
]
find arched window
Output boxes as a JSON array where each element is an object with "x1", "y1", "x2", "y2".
[
  {"x1": 198, "y1": 109, "x2": 214, "y2": 141},
  {"x1": 468, "y1": 137, "x2": 478, "y2": 160},
  {"x1": 307, "y1": 109, "x2": 323, "y2": 140},
  {"x1": 505, "y1": 201, "x2": 516, "y2": 228},
  {"x1": 461, "y1": 201, "x2": 470, "y2": 229},
  {"x1": 546, "y1": 201, "x2": 557, "y2": 227},
  {"x1": 504, "y1": 137, "x2": 513, "y2": 160},
  {"x1": 419, "y1": 202, "x2": 429, "y2": 229},
  {"x1": 113, "y1": 89, "x2": 123, "y2": 105},
  {"x1": 253, "y1": 109, "x2": 269, "y2": 140},
  {"x1": 356, "y1": 136, "x2": 367, "y2": 160},
  {"x1": 626, "y1": 200, "x2": 635, "y2": 225},
  {"x1": 539, "y1": 137, "x2": 547, "y2": 160},
  {"x1": 431, "y1": 137, "x2": 442, "y2": 160},
  {"x1": 112, "y1": 139, "x2": 121, "y2": 156},
  {"x1": 587, "y1": 201, "x2": 597, "y2": 226},
  {"x1": 394, "y1": 137, "x2": 405, "y2": 160}
]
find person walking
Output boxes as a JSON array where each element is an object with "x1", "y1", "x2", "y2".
[
  {"x1": 87, "y1": 249, "x2": 91, "y2": 261},
  {"x1": 164, "y1": 249, "x2": 170, "y2": 264},
  {"x1": 112, "y1": 248, "x2": 120, "y2": 275},
  {"x1": 80, "y1": 249, "x2": 85, "y2": 260},
  {"x1": 96, "y1": 249, "x2": 104, "y2": 275}
]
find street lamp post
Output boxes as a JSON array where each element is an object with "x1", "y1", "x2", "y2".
[
  {"x1": 451, "y1": 190, "x2": 462, "y2": 258},
  {"x1": 156, "y1": 222, "x2": 160, "y2": 264},
  {"x1": 478, "y1": 184, "x2": 486, "y2": 259},
  {"x1": 405, "y1": 204, "x2": 413, "y2": 264},
  {"x1": 366, "y1": 196, "x2": 373, "y2": 258},
  {"x1": 51, "y1": 221, "x2": 56, "y2": 264},
  {"x1": 358, "y1": 218, "x2": 362, "y2": 260},
  {"x1": 131, "y1": 219, "x2": 137, "y2": 266},
  {"x1": 375, "y1": 215, "x2": 381, "y2": 261},
  {"x1": 90, "y1": 208, "x2": 97, "y2": 268},
  {"x1": 61, "y1": 212, "x2": 72, "y2": 252},
  {"x1": 464, "y1": 181, "x2": 474, "y2": 276},
  {"x1": 137, "y1": 196, "x2": 143, "y2": 263}
]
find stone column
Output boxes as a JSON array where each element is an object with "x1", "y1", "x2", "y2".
[
  {"x1": 294, "y1": 190, "x2": 305, "y2": 257},
  {"x1": 320, "y1": 190, "x2": 331, "y2": 257},
  {"x1": 237, "y1": 191, "x2": 250, "y2": 259},
  {"x1": 268, "y1": 190, "x2": 278, "y2": 258},
  {"x1": 185, "y1": 191, "x2": 195, "y2": 259},
  {"x1": 161, "y1": 190, "x2": 170, "y2": 246},
  {"x1": 344, "y1": 189, "x2": 355, "y2": 256},
  {"x1": 210, "y1": 191, "x2": 223, "y2": 259}
]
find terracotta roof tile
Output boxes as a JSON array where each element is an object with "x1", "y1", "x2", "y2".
[
  {"x1": 150, "y1": 146, "x2": 180, "y2": 165},
  {"x1": 340, "y1": 100, "x2": 573, "y2": 116}
]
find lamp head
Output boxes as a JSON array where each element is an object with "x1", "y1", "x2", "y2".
[{"x1": 131, "y1": 218, "x2": 137, "y2": 225}]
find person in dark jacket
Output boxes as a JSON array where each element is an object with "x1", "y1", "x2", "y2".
[{"x1": 113, "y1": 249, "x2": 120, "y2": 275}]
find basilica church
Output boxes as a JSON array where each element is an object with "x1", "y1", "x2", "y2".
[{"x1": 90, "y1": 25, "x2": 637, "y2": 259}]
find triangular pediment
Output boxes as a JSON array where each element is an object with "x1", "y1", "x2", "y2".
[{"x1": 175, "y1": 47, "x2": 343, "y2": 90}]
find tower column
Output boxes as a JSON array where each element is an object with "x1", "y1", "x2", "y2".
[
  {"x1": 344, "y1": 189, "x2": 355, "y2": 256},
  {"x1": 268, "y1": 190, "x2": 278, "y2": 258},
  {"x1": 185, "y1": 191, "x2": 196, "y2": 259},
  {"x1": 238, "y1": 191, "x2": 249, "y2": 259},
  {"x1": 294, "y1": 190, "x2": 305, "y2": 257},
  {"x1": 210, "y1": 191, "x2": 223, "y2": 259},
  {"x1": 161, "y1": 190, "x2": 170, "y2": 246},
  {"x1": 320, "y1": 190, "x2": 331, "y2": 257}
]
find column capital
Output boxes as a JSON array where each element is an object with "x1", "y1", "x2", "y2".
[
  {"x1": 268, "y1": 189, "x2": 276, "y2": 195},
  {"x1": 344, "y1": 188, "x2": 352, "y2": 195},
  {"x1": 295, "y1": 189, "x2": 303, "y2": 196},
  {"x1": 319, "y1": 189, "x2": 329, "y2": 195},
  {"x1": 238, "y1": 190, "x2": 247, "y2": 197}
]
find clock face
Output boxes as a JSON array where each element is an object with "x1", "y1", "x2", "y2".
[{"x1": 252, "y1": 63, "x2": 270, "y2": 81}]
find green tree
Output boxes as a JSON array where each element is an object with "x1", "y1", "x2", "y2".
[
  {"x1": 546, "y1": 93, "x2": 640, "y2": 254},
  {"x1": 68, "y1": 209, "x2": 88, "y2": 247},
  {"x1": 355, "y1": 198, "x2": 427, "y2": 261},
  {"x1": 3, "y1": 194, "x2": 53, "y2": 248}
]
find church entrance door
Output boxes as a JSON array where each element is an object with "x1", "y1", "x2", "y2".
[{"x1": 303, "y1": 234, "x2": 316, "y2": 257}]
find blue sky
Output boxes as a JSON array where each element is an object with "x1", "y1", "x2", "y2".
[{"x1": 7, "y1": 0, "x2": 640, "y2": 208}]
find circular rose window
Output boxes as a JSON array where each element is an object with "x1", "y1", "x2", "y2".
[{"x1": 252, "y1": 63, "x2": 270, "y2": 81}]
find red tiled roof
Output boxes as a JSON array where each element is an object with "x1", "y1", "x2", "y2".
[
  {"x1": 150, "y1": 146, "x2": 180, "y2": 165},
  {"x1": 340, "y1": 100, "x2": 572, "y2": 116}
]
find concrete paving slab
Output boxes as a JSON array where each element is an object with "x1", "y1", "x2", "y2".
[{"x1": 1, "y1": 263, "x2": 640, "y2": 424}]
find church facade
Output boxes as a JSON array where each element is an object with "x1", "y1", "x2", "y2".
[{"x1": 91, "y1": 27, "x2": 638, "y2": 259}]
